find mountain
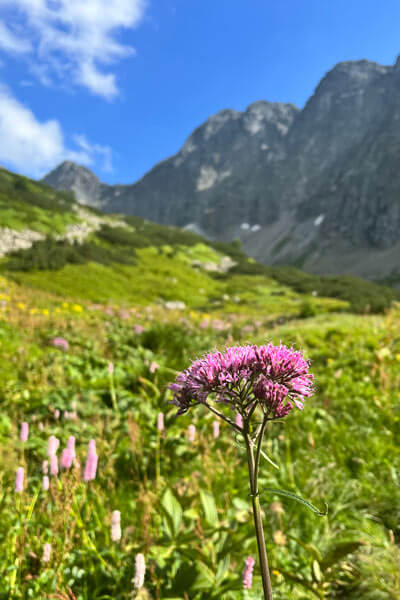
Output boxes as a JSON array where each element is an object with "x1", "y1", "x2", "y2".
[{"x1": 43, "y1": 57, "x2": 400, "y2": 285}]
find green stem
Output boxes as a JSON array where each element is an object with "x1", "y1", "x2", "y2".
[
  {"x1": 109, "y1": 374, "x2": 118, "y2": 412},
  {"x1": 245, "y1": 427, "x2": 273, "y2": 600}
]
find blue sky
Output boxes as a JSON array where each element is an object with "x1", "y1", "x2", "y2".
[{"x1": 1, "y1": 0, "x2": 400, "y2": 183}]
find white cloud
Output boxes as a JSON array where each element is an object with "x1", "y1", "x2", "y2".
[
  {"x1": 73, "y1": 134, "x2": 113, "y2": 172},
  {"x1": 0, "y1": 21, "x2": 31, "y2": 54},
  {"x1": 0, "y1": 0, "x2": 146, "y2": 98},
  {"x1": 0, "y1": 85, "x2": 112, "y2": 176}
]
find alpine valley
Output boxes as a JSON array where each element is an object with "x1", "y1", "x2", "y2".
[{"x1": 43, "y1": 57, "x2": 400, "y2": 287}]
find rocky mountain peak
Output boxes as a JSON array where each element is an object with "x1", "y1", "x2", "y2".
[
  {"x1": 42, "y1": 56, "x2": 400, "y2": 286},
  {"x1": 43, "y1": 161, "x2": 105, "y2": 208}
]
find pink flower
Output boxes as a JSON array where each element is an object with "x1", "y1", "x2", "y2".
[
  {"x1": 243, "y1": 556, "x2": 255, "y2": 589},
  {"x1": 15, "y1": 467, "x2": 24, "y2": 493},
  {"x1": 83, "y1": 440, "x2": 98, "y2": 482},
  {"x1": 50, "y1": 454, "x2": 58, "y2": 476},
  {"x1": 157, "y1": 412, "x2": 164, "y2": 432},
  {"x1": 51, "y1": 337, "x2": 69, "y2": 351},
  {"x1": 134, "y1": 553, "x2": 146, "y2": 589},
  {"x1": 42, "y1": 543, "x2": 51, "y2": 563},
  {"x1": 213, "y1": 420, "x2": 220, "y2": 439},
  {"x1": 200, "y1": 319, "x2": 210, "y2": 330},
  {"x1": 60, "y1": 448, "x2": 74, "y2": 470},
  {"x1": 60, "y1": 439, "x2": 75, "y2": 468},
  {"x1": 42, "y1": 475, "x2": 49, "y2": 491},
  {"x1": 42, "y1": 460, "x2": 49, "y2": 474},
  {"x1": 235, "y1": 413, "x2": 243, "y2": 428},
  {"x1": 54, "y1": 409, "x2": 60, "y2": 420},
  {"x1": 20, "y1": 422, "x2": 29, "y2": 442},
  {"x1": 108, "y1": 362, "x2": 114, "y2": 375},
  {"x1": 187, "y1": 424, "x2": 196, "y2": 442},
  {"x1": 47, "y1": 436, "x2": 59, "y2": 456},
  {"x1": 111, "y1": 510, "x2": 121, "y2": 542},
  {"x1": 134, "y1": 324, "x2": 145, "y2": 334},
  {"x1": 150, "y1": 361, "x2": 159, "y2": 374},
  {"x1": 170, "y1": 343, "x2": 313, "y2": 420}
]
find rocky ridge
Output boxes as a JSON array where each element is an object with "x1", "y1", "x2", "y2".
[{"x1": 43, "y1": 57, "x2": 400, "y2": 284}]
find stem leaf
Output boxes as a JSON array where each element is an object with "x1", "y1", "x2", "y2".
[{"x1": 263, "y1": 488, "x2": 328, "y2": 516}]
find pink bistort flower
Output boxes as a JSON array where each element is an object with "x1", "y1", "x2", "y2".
[
  {"x1": 15, "y1": 467, "x2": 24, "y2": 493},
  {"x1": 42, "y1": 543, "x2": 51, "y2": 563},
  {"x1": 20, "y1": 422, "x2": 29, "y2": 442},
  {"x1": 51, "y1": 337, "x2": 69, "y2": 351},
  {"x1": 134, "y1": 553, "x2": 146, "y2": 589},
  {"x1": 111, "y1": 510, "x2": 121, "y2": 542},
  {"x1": 243, "y1": 556, "x2": 255, "y2": 589},
  {"x1": 83, "y1": 439, "x2": 98, "y2": 482}
]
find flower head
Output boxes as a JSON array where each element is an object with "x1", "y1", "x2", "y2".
[
  {"x1": 134, "y1": 553, "x2": 146, "y2": 589},
  {"x1": 84, "y1": 439, "x2": 98, "y2": 482},
  {"x1": 47, "y1": 436, "x2": 59, "y2": 456},
  {"x1": 51, "y1": 337, "x2": 69, "y2": 351},
  {"x1": 243, "y1": 556, "x2": 255, "y2": 589},
  {"x1": 20, "y1": 422, "x2": 29, "y2": 442},
  {"x1": 42, "y1": 542, "x2": 51, "y2": 563},
  {"x1": 187, "y1": 424, "x2": 196, "y2": 442},
  {"x1": 111, "y1": 510, "x2": 121, "y2": 542},
  {"x1": 170, "y1": 343, "x2": 313, "y2": 422},
  {"x1": 157, "y1": 412, "x2": 164, "y2": 432},
  {"x1": 212, "y1": 420, "x2": 220, "y2": 439},
  {"x1": 15, "y1": 467, "x2": 24, "y2": 493}
]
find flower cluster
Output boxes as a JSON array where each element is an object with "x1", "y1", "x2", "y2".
[{"x1": 170, "y1": 343, "x2": 313, "y2": 421}]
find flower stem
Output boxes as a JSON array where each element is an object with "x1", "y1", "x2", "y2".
[{"x1": 245, "y1": 429, "x2": 273, "y2": 600}]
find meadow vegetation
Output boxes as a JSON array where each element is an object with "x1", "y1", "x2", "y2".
[
  {"x1": 0, "y1": 170, "x2": 399, "y2": 598},
  {"x1": 0, "y1": 273, "x2": 399, "y2": 599}
]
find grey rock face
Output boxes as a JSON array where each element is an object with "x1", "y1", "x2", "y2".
[
  {"x1": 42, "y1": 57, "x2": 400, "y2": 283},
  {"x1": 43, "y1": 161, "x2": 106, "y2": 209}
]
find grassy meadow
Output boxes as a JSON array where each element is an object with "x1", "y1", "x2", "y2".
[
  {"x1": 0, "y1": 167, "x2": 399, "y2": 599},
  {"x1": 0, "y1": 273, "x2": 399, "y2": 599}
]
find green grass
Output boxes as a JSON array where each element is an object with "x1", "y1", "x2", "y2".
[
  {"x1": 0, "y1": 168, "x2": 80, "y2": 234},
  {"x1": 0, "y1": 276, "x2": 399, "y2": 599}
]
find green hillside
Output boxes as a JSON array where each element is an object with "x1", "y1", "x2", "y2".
[
  {"x1": 0, "y1": 166, "x2": 399, "y2": 599},
  {"x1": 0, "y1": 167, "x2": 398, "y2": 315}
]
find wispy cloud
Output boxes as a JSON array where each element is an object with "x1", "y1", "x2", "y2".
[
  {"x1": 0, "y1": 85, "x2": 113, "y2": 176},
  {"x1": 0, "y1": 0, "x2": 146, "y2": 99},
  {"x1": 0, "y1": 21, "x2": 32, "y2": 54}
]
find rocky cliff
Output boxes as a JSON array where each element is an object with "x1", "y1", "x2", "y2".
[{"x1": 43, "y1": 57, "x2": 400, "y2": 284}]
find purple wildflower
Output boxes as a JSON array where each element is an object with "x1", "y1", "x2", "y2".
[
  {"x1": 15, "y1": 467, "x2": 24, "y2": 493},
  {"x1": 20, "y1": 422, "x2": 29, "y2": 442},
  {"x1": 170, "y1": 343, "x2": 313, "y2": 421},
  {"x1": 243, "y1": 556, "x2": 255, "y2": 589}
]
